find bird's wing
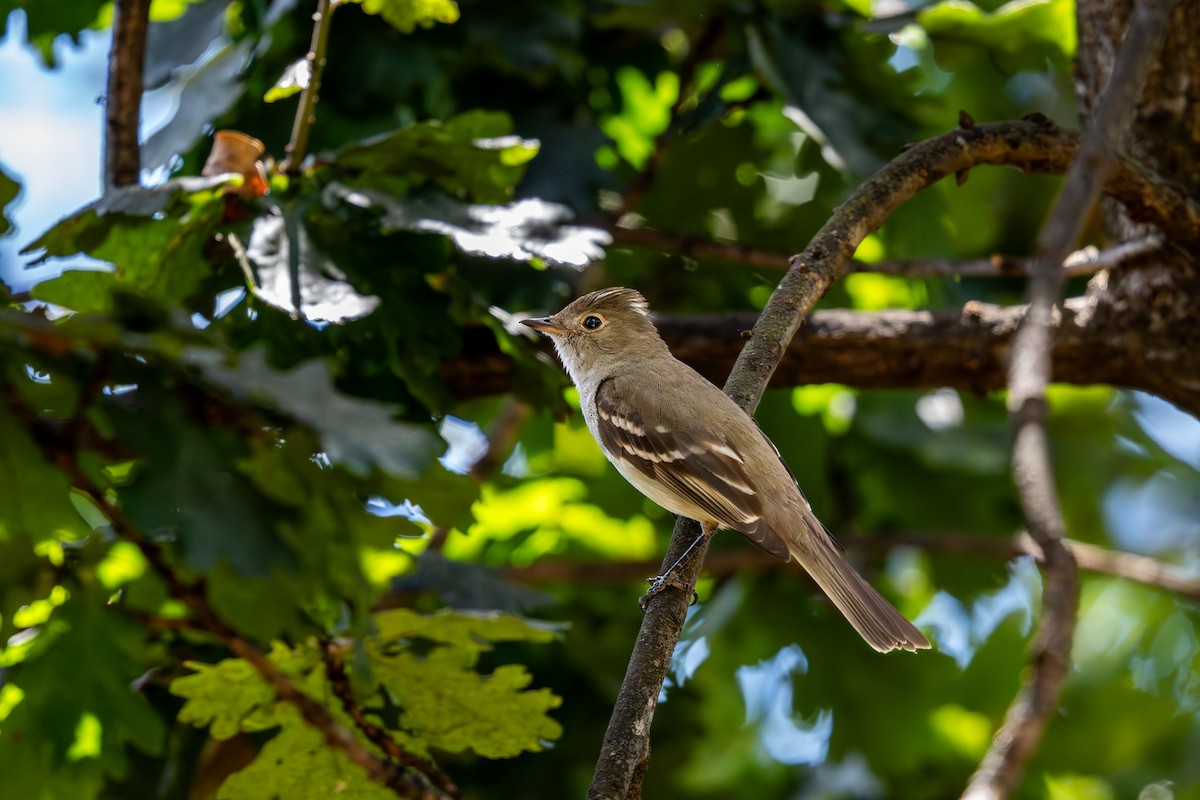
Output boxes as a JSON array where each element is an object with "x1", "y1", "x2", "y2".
[{"x1": 594, "y1": 376, "x2": 787, "y2": 559}]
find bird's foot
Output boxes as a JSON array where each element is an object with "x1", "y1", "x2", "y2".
[{"x1": 639, "y1": 572, "x2": 698, "y2": 610}]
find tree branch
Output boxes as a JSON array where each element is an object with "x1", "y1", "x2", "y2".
[
  {"x1": 450, "y1": 292, "x2": 1200, "y2": 418},
  {"x1": 608, "y1": 225, "x2": 1163, "y2": 279},
  {"x1": 588, "y1": 116, "x2": 1089, "y2": 800},
  {"x1": 963, "y1": 2, "x2": 1176, "y2": 798},
  {"x1": 104, "y1": 0, "x2": 150, "y2": 188},
  {"x1": 284, "y1": 0, "x2": 338, "y2": 173},
  {"x1": 502, "y1": 532, "x2": 1200, "y2": 601},
  {"x1": 322, "y1": 643, "x2": 462, "y2": 799}
]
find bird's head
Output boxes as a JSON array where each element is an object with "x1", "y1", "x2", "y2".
[{"x1": 521, "y1": 287, "x2": 668, "y2": 384}]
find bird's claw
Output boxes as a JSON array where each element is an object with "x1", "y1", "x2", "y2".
[{"x1": 639, "y1": 572, "x2": 697, "y2": 610}]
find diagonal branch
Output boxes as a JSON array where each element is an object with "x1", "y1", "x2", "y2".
[
  {"x1": 322, "y1": 643, "x2": 462, "y2": 799},
  {"x1": 963, "y1": 2, "x2": 1178, "y2": 798},
  {"x1": 587, "y1": 116, "x2": 1093, "y2": 800},
  {"x1": 104, "y1": 0, "x2": 151, "y2": 188}
]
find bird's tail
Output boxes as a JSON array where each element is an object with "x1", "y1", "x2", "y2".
[{"x1": 788, "y1": 534, "x2": 931, "y2": 653}]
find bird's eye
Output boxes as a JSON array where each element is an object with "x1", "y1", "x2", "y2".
[{"x1": 582, "y1": 315, "x2": 603, "y2": 330}]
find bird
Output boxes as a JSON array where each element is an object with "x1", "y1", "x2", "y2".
[{"x1": 522, "y1": 287, "x2": 930, "y2": 653}]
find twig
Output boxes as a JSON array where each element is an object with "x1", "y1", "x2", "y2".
[
  {"x1": 587, "y1": 116, "x2": 1084, "y2": 800},
  {"x1": 501, "y1": 532, "x2": 1200, "y2": 601},
  {"x1": 322, "y1": 643, "x2": 462, "y2": 799},
  {"x1": 608, "y1": 225, "x2": 1162, "y2": 278},
  {"x1": 284, "y1": 0, "x2": 338, "y2": 173},
  {"x1": 104, "y1": 0, "x2": 151, "y2": 188},
  {"x1": 963, "y1": 2, "x2": 1177, "y2": 799}
]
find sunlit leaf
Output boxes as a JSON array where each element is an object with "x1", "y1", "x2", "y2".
[
  {"x1": 328, "y1": 185, "x2": 610, "y2": 268},
  {"x1": 918, "y1": 0, "x2": 1076, "y2": 70},
  {"x1": 345, "y1": 0, "x2": 460, "y2": 34},
  {"x1": 367, "y1": 609, "x2": 562, "y2": 757},
  {"x1": 0, "y1": 590, "x2": 166, "y2": 789},
  {"x1": 332, "y1": 111, "x2": 539, "y2": 204},
  {"x1": 264, "y1": 57, "x2": 310, "y2": 103},
  {"x1": 140, "y1": 41, "x2": 251, "y2": 171},
  {"x1": 242, "y1": 211, "x2": 381, "y2": 323},
  {"x1": 27, "y1": 180, "x2": 226, "y2": 313},
  {"x1": 171, "y1": 658, "x2": 280, "y2": 740}
]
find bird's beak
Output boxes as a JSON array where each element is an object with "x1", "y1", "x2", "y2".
[{"x1": 521, "y1": 317, "x2": 567, "y2": 335}]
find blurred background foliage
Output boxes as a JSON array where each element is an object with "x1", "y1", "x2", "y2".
[{"x1": 0, "y1": 0, "x2": 1197, "y2": 798}]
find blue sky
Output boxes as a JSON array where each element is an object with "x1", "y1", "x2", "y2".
[{"x1": 0, "y1": 12, "x2": 176, "y2": 292}]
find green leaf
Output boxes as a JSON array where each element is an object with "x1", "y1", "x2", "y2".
[
  {"x1": 217, "y1": 705, "x2": 394, "y2": 800},
  {"x1": 184, "y1": 347, "x2": 442, "y2": 478},
  {"x1": 241, "y1": 211, "x2": 381, "y2": 324},
  {"x1": 345, "y1": 0, "x2": 460, "y2": 34},
  {"x1": 328, "y1": 186, "x2": 611, "y2": 268},
  {"x1": 264, "y1": 57, "x2": 310, "y2": 103},
  {"x1": 0, "y1": 0, "x2": 107, "y2": 65},
  {"x1": 332, "y1": 111, "x2": 539, "y2": 204},
  {"x1": 27, "y1": 180, "x2": 226, "y2": 313},
  {"x1": 171, "y1": 657, "x2": 281, "y2": 740},
  {"x1": 0, "y1": 163, "x2": 18, "y2": 236},
  {"x1": 0, "y1": 590, "x2": 166, "y2": 788},
  {"x1": 0, "y1": 404, "x2": 92, "y2": 545},
  {"x1": 107, "y1": 381, "x2": 297, "y2": 576},
  {"x1": 600, "y1": 67, "x2": 679, "y2": 169},
  {"x1": 367, "y1": 609, "x2": 562, "y2": 758},
  {"x1": 918, "y1": 0, "x2": 1076, "y2": 71}
]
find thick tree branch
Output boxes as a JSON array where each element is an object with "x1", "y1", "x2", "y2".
[
  {"x1": 104, "y1": 0, "x2": 150, "y2": 188},
  {"x1": 963, "y1": 2, "x2": 1176, "y2": 799},
  {"x1": 448, "y1": 291, "x2": 1200, "y2": 418},
  {"x1": 588, "y1": 117, "x2": 1091, "y2": 800},
  {"x1": 503, "y1": 532, "x2": 1200, "y2": 601}
]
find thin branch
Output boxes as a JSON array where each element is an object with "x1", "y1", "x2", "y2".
[
  {"x1": 502, "y1": 532, "x2": 1200, "y2": 601},
  {"x1": 284, "y1": 0, "x2": 338, "y2": 173},
  {"x1": 322, "y1": 643, "x2": 462, "y2": 799},
  {"x1": 588, "y1": 116, "x2": 1085, "y2": 800},
  {"x1": 608, "y1": 224, "x2": 1162, "y2": 278},
  {"x1": 964, "y1": 2, "x2": 1177, "y2": 799},
  {"x1": 104, "y1": 0, "x2": 151, "y2": 188}
]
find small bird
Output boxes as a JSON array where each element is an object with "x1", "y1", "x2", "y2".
[{"x1": 522, "y1": 287, "x2": 930, "y2": 653}]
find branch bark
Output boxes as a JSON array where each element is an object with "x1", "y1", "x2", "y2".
[
  {"x1": 587, "y1": 117, "x2": 1095, "y2": 800},
  {"x1": 104, "y1": 0, "x2": 151, "y2": 188},
  {"x1": 446, "y1": 289, "x2": 1200, "y2": 418},
  {"x1": 284, "y1": 0, "x2": 337, "y2": 172},
  {"x1": 963, "y1": 2, "x2": 1176, "y2": 798}
]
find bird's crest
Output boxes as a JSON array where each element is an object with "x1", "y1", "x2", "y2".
[{"x1": 584, "y1": 287, "x2": 650, "y2": 318}]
